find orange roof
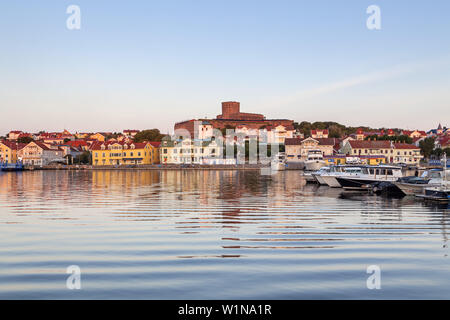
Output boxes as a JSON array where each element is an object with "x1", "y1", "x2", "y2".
[
  {"x1": 148, "y1": 141, "x2": 161, "y2": 148},
  {"x1": 90, "y1": 141, "x2": 148, "y2": 151},
  {"x1": 393, "y1": 143, "x2": 419, "y2": 149},
  {"x1": 348, "y1": 140, "x2": 392, "y2": 149}
]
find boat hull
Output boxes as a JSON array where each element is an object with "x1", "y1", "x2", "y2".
[
  {"x1": 321, "y1": 176, "x2": 342, "y2": 188},
  {"x1": 271, "y1": 162, "x2": 286, "y2": 171},
  {"x1": 393, "y1": 182, "x2": 440, "y2": 196},
  {"x1": 313, "y1": 174, "x2": 327, "y2": 185},
  {"x1": 335, "y1": 177, "x2": 374, "y2": 190},
  {"x1": 305, "y1": 161, "x2": 326, "y2": 171},
  {"x1": 416, "y1": 188, "x2": 449, "y2": 202}
]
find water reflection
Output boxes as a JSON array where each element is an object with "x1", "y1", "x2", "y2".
[{"x1": 0, "y1": 170, "x2": 449, "y2": 299}]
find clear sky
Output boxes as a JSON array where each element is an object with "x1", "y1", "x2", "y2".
[{"x1": 0, "y1": 0, "x2": 449, "y2": 134}]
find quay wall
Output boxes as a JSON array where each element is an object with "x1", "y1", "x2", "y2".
[{"x1": 23, "y1": 164, "x2": 267, "y2": 171}]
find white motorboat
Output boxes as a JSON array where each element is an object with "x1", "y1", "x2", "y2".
[
  {"x1": 393, "y1": 169, "x2": 448, "y2": 196},
  {"x1": 415, "y1": 156, "x2": 450, "y2": 202},
  {"x1": 335, "y1": 165, "x2": 404, "y2": 190},
  {"x1": 271, "y1": 152, "x2": 286, "y2": 171},
  {"x1": 321, "y1": 165, "x2": 364, "y2": 188},
  {"x1": 302, "y1": 171, "x2": 317, "y2": 183},
  {"x1": 311, "y1": 166, "x2": 330, "y2": 185},
  {"x1": 304, "y1": 150, "x2": 326, "y2": 171}
]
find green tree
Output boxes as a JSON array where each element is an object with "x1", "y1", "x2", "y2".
[
  {"x1": 419, "y1": 137, "x2": 436, "y2": 158},
  {"x1": 444, "y1": 148, "x2": 450, "y2": 157},
  {"x1": 133, "y1": 129, "x2": 166, "y2": 143},
  {"x1": 17, "y1": 136, "x2": 34, "y2": 144},
  {"x1": 74, "y1": 151, "x2": 92, "y2": 164}
]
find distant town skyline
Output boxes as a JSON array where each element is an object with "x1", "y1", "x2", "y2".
[{"x1": 1, "y1": 1, "x2": 449, "y2": 134}]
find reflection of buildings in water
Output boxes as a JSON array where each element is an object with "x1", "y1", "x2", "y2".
[{"x1": 91, "y1": 170, "x2": 160, "y2": 191}]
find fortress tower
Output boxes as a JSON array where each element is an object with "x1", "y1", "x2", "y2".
[{"x1": 220, "y1": 101, "x2": 240, "y2": 119}]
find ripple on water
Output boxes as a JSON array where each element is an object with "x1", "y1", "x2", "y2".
[{"x1": 0, "y1": 170, "x2": 449, "y2": 299}]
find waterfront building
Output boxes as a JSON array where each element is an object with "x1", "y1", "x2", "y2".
[
  {"x1": 340, "y1": 140, "x2": 392, "y2": 158},
  {"x1": 340, "y1": 140, "x2": 422, "y2": 164},
  {"x1": 90, "y1": 141, "x2": 159, "y2": 166},
  {"x1": 284, "y1": 137, "x2": 336, "y2": 162},
  {"x1": 0, "y1": 141, "x2": 25, "y2": 164},
  {"x1": 17, "y1": 142, "x2": 66, "y2": 166},
  {"x1": 160, "y1": 140, "x2": 176, "y2": 164},
  {"x1": 159, "y1": 138, "x2": 221, "y2": 164},
  {"x1": 148, "y1": 142, "x2": 161, "y2": 164},
  {"x1": 392, "y1": 143, "x2": 423, "y2": 164}
]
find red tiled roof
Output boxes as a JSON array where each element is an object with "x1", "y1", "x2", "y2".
[
  {"x1": 1, "y1": 140, "x2": 27, "y2": 150},
  {"x1": 284, "y1": 138, "x2": 303, "y2": 146},
  {"x1": 311, "y1": 129, "x2": 329, "y2": 135},
  {"x1": 284, "y1": 137, "x2": 336, "y2": 146},
  {"x1": 148, "y1": 141, "x2": 161, "y2": 148},
  {"x1": 393, "y1": 143, "x2": 420, "y2": 150},
  {"x1": 316, "y1": 138, "x2": 336, "y2": 146},
  {"x1": 90, "y1": 141, "x2": 148, "y2": 151},
  {"x1": 348, "y1": 140, "x2": 392, "y2": 149},
  {"x1": 66, "y1": 140, "x2": 88, "y2": 148}
]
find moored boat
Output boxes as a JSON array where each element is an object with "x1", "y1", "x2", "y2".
[
  {"x1": 304, "y1": 150, "x2": 326, "y2": 171},
  {"x1": 311, "y1": 166, "x2": 330, "y2": 185},
  {"x1": 321, "y1": 165, "x2": 364, "y2": 188},
  {"x1": 271, "y1": 152, "x2": 286, "y2": 171},
  {"x1": 416, "y1": 185, "x2": 450, "y2": 202},
  {"x1": 335, "y1": 165, "x2": 403, "y2": 190},
  {"x1": 393, "y1": 169, "x2": 446, "y2": 196}
]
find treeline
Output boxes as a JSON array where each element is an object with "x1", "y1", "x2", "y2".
[
  {"x1": 364, "y1": 135, "x2": 413, "y2": 144},
  {"x1": 133, "y1": 129, "x2": 168, "y2": 143},
  {"x1": 293, "y1": 121, "x2": 405, "y2": 139},
  {"x1": 293, "y1": 121, "x2": 366, "y2": 138}
]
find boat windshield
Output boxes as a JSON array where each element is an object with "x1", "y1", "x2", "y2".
[{"x1": 345, "y1": 168, "x2": 362, "y2": 173}]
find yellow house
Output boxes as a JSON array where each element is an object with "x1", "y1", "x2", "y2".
[
  {"x1": 89, "y1": 133, "x2": 106, "y2": 142},
  {"x1": 91, "y1": 141, "x2": 159, "y2": 166},
  {"x1": 340, "y1": 140, "x2": 393, "y2": 158},
  {"x1": 0, "y1": 141, "x2": 22, "y2": 164},
  {"x1": 160, "y1": 140, "x2": 176, "y2": 164}
]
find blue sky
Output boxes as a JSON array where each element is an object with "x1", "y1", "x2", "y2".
[{"x1": 0, "y1": 0, "x2": 449, "y2": 134}]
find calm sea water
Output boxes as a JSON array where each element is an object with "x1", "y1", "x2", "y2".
[{"x1": 0, "y1": 170, "x2": 449, "y2": 299}]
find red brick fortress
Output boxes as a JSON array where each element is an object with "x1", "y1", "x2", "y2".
[{"x1": 175, "y1": 101, "x2": 294, "y2": 137}]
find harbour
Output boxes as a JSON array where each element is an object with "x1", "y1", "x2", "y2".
[{"x1": 0, "y1": 169, "x2": 449, "y2": 299}]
